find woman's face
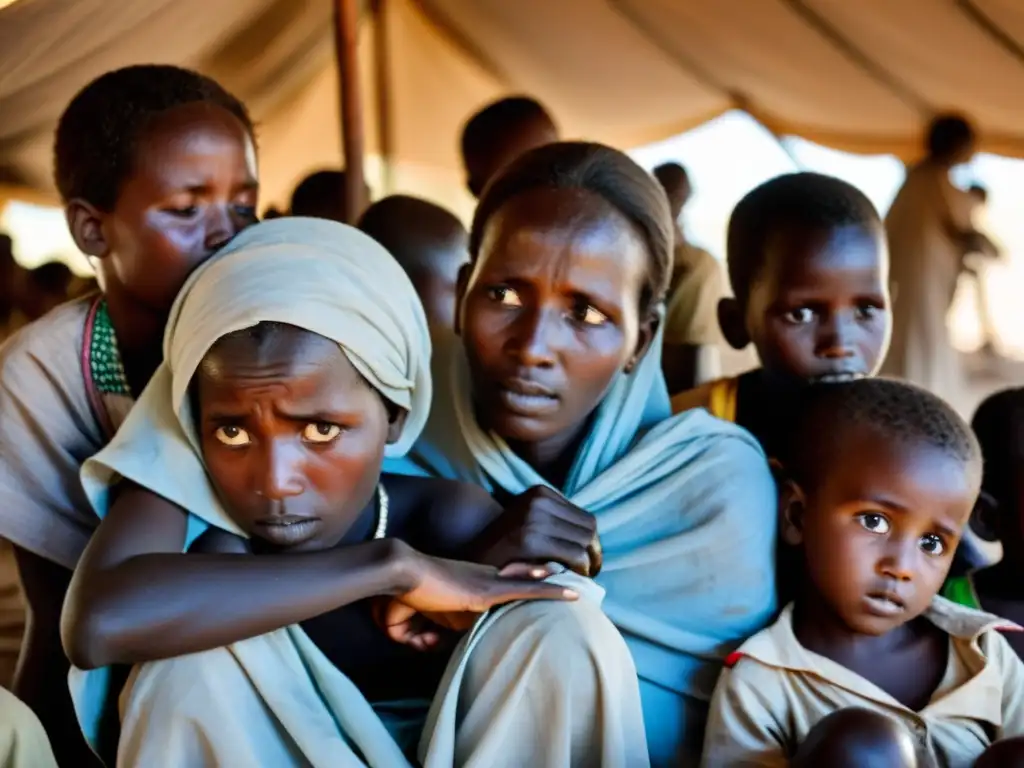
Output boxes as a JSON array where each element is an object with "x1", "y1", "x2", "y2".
[
  {"x1": 458, "y1": 187, "x2": 654, "y2": 460},
  {"x1": 196, "y1": 326, "x2": 398, "y2": 552}
]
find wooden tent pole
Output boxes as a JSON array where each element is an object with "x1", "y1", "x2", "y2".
[
  {"x1": 334, "y1": 0, "x2": 365, "y2": 223},
  {"x1": 371, "y1": 0, "x2": 394, "y2": 194}
]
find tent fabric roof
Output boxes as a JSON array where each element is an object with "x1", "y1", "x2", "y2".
[{"x1": 2, "y1": 0, "x2": 1024, "y2": 210}]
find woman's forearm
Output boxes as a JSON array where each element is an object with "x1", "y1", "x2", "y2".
[{"x1": 62, "y1": 538, "x2": 415, "y2": 669}]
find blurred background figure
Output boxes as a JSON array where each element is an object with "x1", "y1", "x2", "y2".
[
  {"x1": 357, "y1": 194, "x2": 468, "y2": 344},
  {"x1": 460, "y1": 96, "x2": 558, "y2": 199},
  {"x1": 882, "y1": 114, "x2": 999, "y2": 406},
  {"x1": 21, "y1": 261, "x2": 73, "y2": 322},
  {"x1": 288, "y1": 168, "x2": 369, "y2": 222},
  {"x1": 654, "y1": 163, "x2": 727, "y2": 393}
]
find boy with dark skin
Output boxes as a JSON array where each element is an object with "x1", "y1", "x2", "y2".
[
  {"x1": 670, "y1": 172, "x2": 891, "y2": 462},
  {"x1": 703, "y1": 379, "x2": 1024, "y2": 767},
  {"x1": 460, "y1": 96, "x2": 559, "y2": 199},
  {"x1": 357, "y1": 194, "x2": 469, "y2": 340},
  {"x1": 0, "y1": 65, "x2": 258, "y2": 764}
]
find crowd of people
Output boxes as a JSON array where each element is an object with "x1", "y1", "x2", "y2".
[{"x1": 0, "y1": 62, "x2": 1020, "y2": 768}]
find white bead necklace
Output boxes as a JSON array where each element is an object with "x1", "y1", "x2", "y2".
[{"x1": 373, "y1": 484, "x2": 389, "y2": 539}]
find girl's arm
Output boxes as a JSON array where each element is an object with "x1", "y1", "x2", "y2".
[{"x1": 61, "y1": 482, "x2": 572, "y2": 670}]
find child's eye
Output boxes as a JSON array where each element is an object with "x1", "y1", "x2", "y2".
[
  {"x1": 919, "y1": 534, "x2": 946, "y2": 557},
  {"x1": 856, "y1": 512, "x2": 890, "y2": 534},
  {"x1": 783, "y1": 308, "x2": 815, "y2": 324},
  {"x1": 302, "y1": 423, "x2": 342, "y2": 444},
  {"x1": 487, "y1": 286, "x2": 522, "y2": 307},
  {"x1": 214, "y1": 425, "x2": 251, "y2": 447},
  {"x1": 166, "y1": 206, "x2": 199, "y2": 218},
  {"x1": 856, "y1": 303, "x2": 881, "y2": 321},
  {"x1": 570, "y1": 301, "x2": 608, "y2": 327}
]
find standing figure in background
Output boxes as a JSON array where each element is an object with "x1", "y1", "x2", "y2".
[
  {"x1": 460, "y1": 96, "x2": 558, "y2": 199},
  {"x1": 882, "y1": 114, "x2": 998, "y2": 406},
  {"x1": 653, "y1": 163, "x2": 727, "y2": 394},
  {"x1": 963, "y1": 184, "x2": 1000, "y2": 356}
]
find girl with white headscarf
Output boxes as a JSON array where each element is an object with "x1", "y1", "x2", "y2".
[{"x1": 63, "y1": 218, "x2": 647, "y2": 767}]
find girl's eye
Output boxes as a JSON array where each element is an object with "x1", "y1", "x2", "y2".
[
  {"x1": 784, "y1": 307, "x2": 815, "y2": 324},
  {"x1": 166, "y1": 206, "x2": 199, "y2": 218},
  {"x1": 214, "y1": 426, "x2": 251, "y2": 447},
  {"x1": 572, "y1": 303, "x2": 609, "y2": 326},
  {"x1": 920, "y1": 534, "x2": 946, "y2": 557},
  {"x1": 303, "y1": 423, "x2": 342, "y2": 444},
  {"x1": 487, "y1": 286, "x2": 522, "y2": 307},
  {"x1": 857, "y1": 513, "x2": 890, "y2": 534}
]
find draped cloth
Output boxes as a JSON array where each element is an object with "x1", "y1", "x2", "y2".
[
  {"x1": 73, "y1": 218, "x2": 645, "y2": 767},
  {"x1": 75, "y1": 218, "x2": 435, "y2": 764},
  {"x1": 386, "y1": 327, "x2": 780, "y2": 766}
]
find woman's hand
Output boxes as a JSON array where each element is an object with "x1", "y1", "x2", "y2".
[
  {"x1": 471, "y1": 486, "x2": 602, "y2": 577},
  {"x1": 380, "y1": 554, "x2": 575, "y2": 650}
]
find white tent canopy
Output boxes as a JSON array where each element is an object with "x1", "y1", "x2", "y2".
[{"x1": 3, "y1": 0, "x2": 1024, "y2": 215}]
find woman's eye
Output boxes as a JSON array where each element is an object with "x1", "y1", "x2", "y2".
[
  {"x1": 214, "y1": 426, "x2": 251, "y2": 447},
  {"x1": 487, "y1": 286, "x2": 522, "y2": 307},
  {"x1": 166, "y1": 206, "x2": 199, "y2": 218},
  {"x1": 920, "y1": 534, "x2": 946, "y2": 557},
  {"x1": 303, "y1": 423, "x2": 342, "y2": 444},
  {"x1": 856, "y1": 513, "x2": 890, "y2": 534},
  {"x1": 784, "y1": 307, "x2": 815, "y2": 324}
]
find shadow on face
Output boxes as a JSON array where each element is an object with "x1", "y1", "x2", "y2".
[
  {"x1": 457, "y1": 187, "x2": 654, "y2": 463},
  {"x1": 784, "y1": 425, "x2": 976, "y2": 637},
  {"x1": 195, "y1": 324, "x2": 400, "y2": 552},
  {"x1": 72, "y1": 102, "x2": 259, "y2": 316},
  {"x1": 724, "y1": 223, "x2": 890, "y2": 386}
]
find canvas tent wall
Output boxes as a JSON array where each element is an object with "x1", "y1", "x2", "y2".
[{"x1": 3, "y1": 0, "x2": 1024, "y2": 218}]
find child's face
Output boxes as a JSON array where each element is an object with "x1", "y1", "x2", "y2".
[
  {"x1": 196, "y1": 327, "x2": 399, "y2": 552},
  {"x1": 785, "y1": 425, "x2": 977, "y2": 636},
  {"x1": 739, "y1": 223, "x2": 890, "y2": 386},
  {"x1": 458, "y1": 188, "x2": 654, "y2": 456},
  {"x1": 74, "y1": 102, "x2": 259, "y2": 315}
]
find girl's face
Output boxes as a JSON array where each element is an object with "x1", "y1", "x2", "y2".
[
  {"x1": 196, "y1": 326, "x2": 399, "y2": 552},
  {"x1": 457, "y1": 187, "x2": 655, "y2": 463},
  {"x1": 78, "y1": 101, "x2": 259, "y2": 316}
]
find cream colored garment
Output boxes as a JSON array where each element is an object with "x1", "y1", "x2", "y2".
[
  {"x1": 664, "y1": 242, "x2": 725, "y2": 348},
  {"x1": 702, "y1": 599, "x2": 1024, "y2": 767},
  {"x1": 116, "y1": 585, "x2": 649, "y2": 768},
  {"x1": 883, "y1": 162, "x2": 974, "y2": 403},
  {"x1": 0, "y1": 687, "x2": 57, "y2": 768}
]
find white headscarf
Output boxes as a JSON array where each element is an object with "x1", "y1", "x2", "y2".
[{"x1": 83, "y1": 216, "x2": 431, "y2": 538}]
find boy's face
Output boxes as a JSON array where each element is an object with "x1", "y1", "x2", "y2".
[
  {"x1": 784, "y1": 424, "x2": 978, "y2": 636},
  {"x1": 71, "y1": 102, "x2": 259, "y2": 316},
  {"x1": 727, "y1": 223, "x2": 890, "y2": 386}
]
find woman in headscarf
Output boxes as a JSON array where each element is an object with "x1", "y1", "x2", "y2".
[
  {"x1": 63, "y1": 218, "x2": 647, "y2": 767},
  {"x1": 385, "y1": 142, "x2": 779, "y2": 767}
]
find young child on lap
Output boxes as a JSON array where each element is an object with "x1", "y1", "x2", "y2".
[{"x1": 702, "y1": 379, "x2": 1024, "y2": 767}]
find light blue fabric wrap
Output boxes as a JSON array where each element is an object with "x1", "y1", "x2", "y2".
[{"x1": 385, "y1": 328, "x2": 780, "y2": 765}]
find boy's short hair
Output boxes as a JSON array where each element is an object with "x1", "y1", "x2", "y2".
[
  {"x1": 54, "y1": 65, "x2": 253, "y2": 211},
  {"x1": 357, "y1": 195, "x2": 466, "y2": 270},
  {"x1": 726, "y1": 172, "x2": 882, "y2": 305},
  {"x1": 926, "y1": 114, "x2": 975, "y2": 159},
  {"x1": 787, "y1": 378, "x2": 981, "y2": 487},
  {"x1": 460, "y1": 96, "x2": 556, "y2": 172}
]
